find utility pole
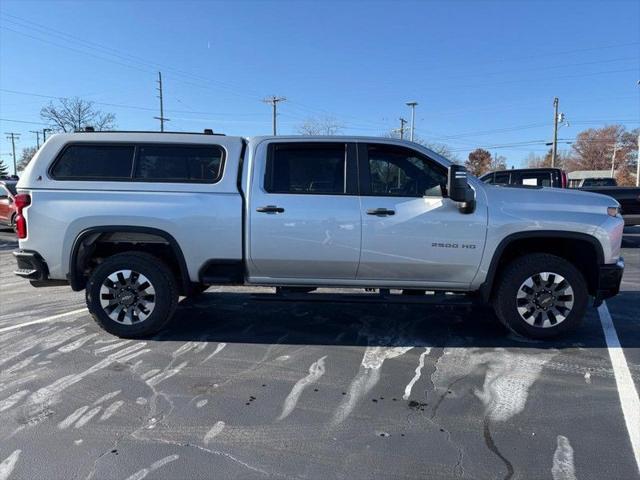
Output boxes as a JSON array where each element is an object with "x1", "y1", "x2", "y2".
[
  {"x1": 42, "y1": 128, "x2": 52, "y2": 142},
  {"x1": 4, "y1": 132, "x2": 19, "y2": 176},
  {"x1": 551, "y1": 97, "x2": 559, "y2": 168},
  {"x1": 406, "y1": 101, "x2": 418, "y2": 142},
  {"x1": 610, "y1": 142, "x2": 619, "y2": 179},
  {"x1": 262, "y1": 96, "x2": 286, "y2": 135},
  {"x1": 30, "y1": 130, "x2": 41, "y2": 149},
  {"x1": 154, "y1": 72, "x2": 170, "y2": 132},
  {"x1": 398, "y1": 118, "x2": 408, "y2": 140}
]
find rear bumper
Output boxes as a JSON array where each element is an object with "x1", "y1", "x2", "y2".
[
  {"x1": 13, "y1": 250, "x2": 68, "y2": 287},
  {"x1": 593, "y1": 257, "x2": 624, "y2": 305},
  {"x1": 14, "y1": 250, "x2": 49, "y2": 280}
]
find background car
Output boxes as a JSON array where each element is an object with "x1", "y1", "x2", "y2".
[{"x1": 0, "y1": 180, "x2": 17, "y2": 231}]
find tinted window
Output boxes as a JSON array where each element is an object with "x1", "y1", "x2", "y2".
[
  {"x1": 51, "y1": 145, "x2": 134, "y2": 179},
  {"x1": 517, "y1": 172, "x2": 551, "y2": 187},
  {"x1": 494, "y1": 172, "x2": 510, "y2": 184},
  {"x1": 481, "y1": 173, "x2": 494, "y2": 183},
  {"x1": 367, "y1": 145, "x2": 447, "y2": 197},
  {"x1": 0, "y1": 186, "x2": 7, "y2": 198},
  {"x1": 135, "y1": 145, "x2": 223, "y2": 182},
  {"x1": 265, "y1": 144, "x2": 346, "y2": 194},
  {"x1": 582, "y1": 178, "x2": 616, "y2": 187}
]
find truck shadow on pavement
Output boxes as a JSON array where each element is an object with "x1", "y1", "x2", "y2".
[{"x1": 150, "y1": 291, "x2": 640, "y2": 349}]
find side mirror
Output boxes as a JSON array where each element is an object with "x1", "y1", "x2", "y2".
[
  {"x1": 448, "y1": 165, "x2": 469, "y2": 202},
  {"x1": 447, "y1": 164, "x2": 476, "y2": 213}
]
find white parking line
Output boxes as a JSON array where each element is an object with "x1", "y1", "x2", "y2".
[
  {"x1": 598, "y1": 301, "x2": 640, "y2": 474},
  {"x1": 0, "y1": 308, "x2": 87, "y2": 333}
]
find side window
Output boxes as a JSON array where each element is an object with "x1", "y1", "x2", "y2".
[
  {"x1": 366, "y1": 145, "x2": 447, "y2": 197},
  {"x1": 481, "y1": 173, "x2": 494, "y2": 183},
  {"x1": 135, "y1": 145, "x2": 224, "y2": 183},
  {"x1": 51, "y1": 145, "x2": 134, "y2": 180},
  {"x1": 0, "y1": 186, "x2": 7, "y2": 199},
  {"x1": 517, "y1": 172, "x2": 550, "y2": 187},
  {"x1": 264, "y1": 143, "x2": 347, "y2": 194},
  {"x1": 494, "y1": 172, "x2": 510, "y2": 184}
]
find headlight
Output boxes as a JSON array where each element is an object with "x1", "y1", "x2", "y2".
[{"x1": 607, "y1": 206, "x2": 620, "y2": 217}]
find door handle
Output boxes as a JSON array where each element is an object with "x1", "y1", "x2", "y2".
[
  {"x1": 366, "y1": 208, "x2": 395, "y2": 216},
  {"x1": 256, "y1": 205, "x2": 285, "y2": 214}
]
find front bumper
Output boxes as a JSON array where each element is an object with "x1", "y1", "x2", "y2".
[{"x1": 593, "y1": 257, "x2": 624, "y2": 306}]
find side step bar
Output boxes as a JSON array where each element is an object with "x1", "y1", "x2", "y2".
[{"x1": 251, "y1": 288, "x2": 479, "y2": 306}]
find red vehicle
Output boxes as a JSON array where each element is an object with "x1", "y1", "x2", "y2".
[{"x1": 0, "y1": 180, "x2": 18, "y2": 231}]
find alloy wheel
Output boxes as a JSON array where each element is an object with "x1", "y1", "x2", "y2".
[
  {"x1": 99, "y1": 269, "x2": 156, "y2": 325},
  {"x1": 516, "y1": 271, "x2": 574, "y2": 328}
]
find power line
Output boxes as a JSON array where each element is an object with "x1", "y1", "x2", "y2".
[
  {"x1": 2, "y1": 12, "x2": 638, "y2": 136},
  {"x1": 0, "y1": 118, "x2": 48, "y2": 125},
  {"x1": 0, "y1": 88, "x2": 265, "y2": 117}
]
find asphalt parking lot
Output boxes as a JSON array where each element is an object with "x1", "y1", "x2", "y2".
[{"x1": 0, "y1": 227, "x2": 638, "y2": 480}]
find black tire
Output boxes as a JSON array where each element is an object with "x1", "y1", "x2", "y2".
[
  {"x1": 10, "y1": 214, "x2": 17, "y2": 233},
  {"x1": 86, "y1": 252, "x2": 178, "y2": 338},
  {"x1": 492, "y1": 253, "x2": 588, "y2": 339}
]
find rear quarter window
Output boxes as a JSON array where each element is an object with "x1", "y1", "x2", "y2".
[
  {"x1": 50, "y1": 145, "x2": 135, "y2": 180},
  {"x1": 134, "y1": 145, "x2": 224, "y2": 183},
  {"x1": 49, "y1": 143, "x2": 225, "y2": 183}
]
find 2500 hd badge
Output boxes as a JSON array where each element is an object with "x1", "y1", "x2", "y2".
[{"x1": 432, "y1": 242, "x2": 476, "y2": 249}]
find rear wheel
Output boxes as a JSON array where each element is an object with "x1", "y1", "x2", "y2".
[
  {"x1": 493, "y1": 253, "x2": 588, "y2": 339},
  {"x1": 86, "y1": 252, "x2": 178, "y2": 338}
]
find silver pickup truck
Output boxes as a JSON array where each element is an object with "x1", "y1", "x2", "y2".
[{"x1": 13, "y1": 131, "x2": 624, "y2": 339}]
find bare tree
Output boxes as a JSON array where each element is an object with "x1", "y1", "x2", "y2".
[
  {"x1": 384, "y1": 130, "x2": 460, "y2": 162},
  {"x1": 490, "y1": 154, "x2": 507, "y2": 171},
  {"x1": 17, "y1": 146, "x2": 38, "y2": 172},
  {"x1": 40, "y1": 97, "x2": 116, "y2": 132},
  {"x1": 297, "y1": 116, "x2": 344, "y2": 136},
  {"x1": 526, "y1": 148, "x2": 571, "y2": 169}
]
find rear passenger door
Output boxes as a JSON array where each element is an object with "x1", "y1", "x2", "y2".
[{"x1": 248, "y1": 142, "x2": 361, "y2": 281}]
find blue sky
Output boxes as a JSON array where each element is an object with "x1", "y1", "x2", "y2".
[{"x1": 0, "y1": 0, "x2": 638, "y2": 172}]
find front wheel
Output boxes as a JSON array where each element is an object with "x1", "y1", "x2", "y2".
[
  {"x1": 493, "y1": 253, "x2": 588, "y2": 339},
  {"x1": 86, "y1": 252, "x2": 178, "y2": 338}
]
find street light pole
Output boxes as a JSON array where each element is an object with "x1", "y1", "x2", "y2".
[{"x1": 406, "y1": 101, "x2": 418, "y2": 142}]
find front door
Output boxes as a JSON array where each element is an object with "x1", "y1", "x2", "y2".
[
  {"x1": 357, "y1": 143, "x2": 486, "y2": 286},
  {"x1": 248, "y1": 141, "x2": 361, "y2": 282}
]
